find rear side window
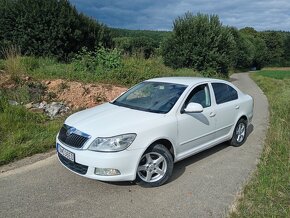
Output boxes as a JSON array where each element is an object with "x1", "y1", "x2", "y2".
[{"x1": 212, "y1": 83, "x2": 238, "y2": 104}]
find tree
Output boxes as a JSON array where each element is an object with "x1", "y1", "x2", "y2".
[
  {"x1": 250, "y1": 36, "x2": 268, "y2": 70},
  {"x1": 230, "y1": 27, "x2": 255, "y2": 69},
  {"x1": 131, "y1": 37, "x2": 157, "y2": 59},
  {"x1": 114, "y1": 36, "x2": 157, "y2": 59},
  {"x1": 239, "y1": 27, "x2": 259, "y2": 37},
  {"x1": 282, "y1": 35, "x2": 290, "y2": 65},
  {"x1": 0, "y1": 0, "x2": 112, "y2": 61},
  {"x1": 260, "y1": 31, "x2": 284, "y2": 65},
  {"x1": 162, "y1": 13, "x2": 236, "y2": 75},
  {"x1": 113, "y1": 37, "x2": 133, "y2": 56}
]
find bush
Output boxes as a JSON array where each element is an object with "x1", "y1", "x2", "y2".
[
  {"x1": 97, "y1": 47, "x2": 122, "y2": 69},
  {"x1": 72, "y1": 46, "x2": 122, "y2": 73},
  {"x1": 113, "y1": 37, "x2": 133, "y2": 56},
  {"x1": 72, "y1": 47, "x2": 98, "y2": 73},
  {"x1": 162, "y1": 13, "x2": 236, "y2": 76}
]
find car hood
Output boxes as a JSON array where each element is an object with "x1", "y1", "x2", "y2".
[{"x1": 65, "y1": 102, "x2": 165, "y2": 137}]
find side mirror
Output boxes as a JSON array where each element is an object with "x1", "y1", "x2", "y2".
[{"x1": 184, "y1": 102, "x2": 203, "y2": 113}]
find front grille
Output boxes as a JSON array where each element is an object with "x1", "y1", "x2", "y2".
[
  {"x1": 58, "y1": 124, "x2": 90, "y2": 148},
  {"x1": 58, "y1": 153, "x2": 88, "y2": 175}
]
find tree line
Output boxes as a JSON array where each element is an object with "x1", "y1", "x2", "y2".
[
  {"x1": 0, "y1": 0, "x2": 289, "y2": 76},
  {"x1": 0, "y1": 0, "x2": 112, "y2": 61},
  {"x1": 162, "y1": 13, "x2": 290, "y2": 75}
]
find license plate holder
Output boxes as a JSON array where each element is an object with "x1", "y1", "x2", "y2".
[{"x1": 57, "y1": 143, "x2": 75, "y2": 162}]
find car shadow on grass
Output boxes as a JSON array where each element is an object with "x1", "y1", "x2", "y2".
[{"x1": 106, "y1": 124, "x2": 254, "y2": 187}]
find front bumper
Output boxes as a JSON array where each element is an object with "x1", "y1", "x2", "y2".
[{"x1": 56, "y1": 139, "x2": 144, "y2": 181}]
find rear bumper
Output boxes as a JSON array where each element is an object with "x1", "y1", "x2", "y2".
[{"x1": 56, "y1": 139, "x2": 144, "y2": 181}]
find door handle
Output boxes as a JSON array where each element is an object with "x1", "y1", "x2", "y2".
[
  {"x1": 235, "y1": 105, "x2": 240, "y2": 109},
  {"x1": 209, "y1": 112, "x2": 216, "y2": 117}
]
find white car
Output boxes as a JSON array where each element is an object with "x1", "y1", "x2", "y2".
[{"x1": 56, "y1": 77, "x2": 253, "y2": 187}]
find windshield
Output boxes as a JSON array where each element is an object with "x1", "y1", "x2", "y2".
[{"x1": 112, "y1": 82, "x2": 187, "y2": 113}]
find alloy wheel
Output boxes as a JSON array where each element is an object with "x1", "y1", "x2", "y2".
[{"x1": 137, "y1": 152, "x2": 167, "y2": 183}]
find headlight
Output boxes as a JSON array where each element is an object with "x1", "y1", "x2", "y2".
[{"x1": 88, "y1": 133, "x2": 136, "y2": 152}]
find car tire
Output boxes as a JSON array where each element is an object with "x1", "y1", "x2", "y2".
[
  {"x1": 230, "y1": 118, "x2": 247, "y2": 147},
  {"x1": 136, "y1": 144, "x2": 173, "y2": 187}
]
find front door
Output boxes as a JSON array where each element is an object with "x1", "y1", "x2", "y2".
[{"x1": 176, "y1": 83, "x2": 216, "y2": 159}]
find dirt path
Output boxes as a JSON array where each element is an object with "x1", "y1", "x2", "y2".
[{"x1": 0, "y1": 73, "x2": 269, "y2": 218}]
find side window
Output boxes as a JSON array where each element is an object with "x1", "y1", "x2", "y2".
[
  {"x1": 212, "y1": 83, "x2": 238, "y2": 104},
  {"x1": 184, "y1": 84, "x2": 211, "y2": 108}
]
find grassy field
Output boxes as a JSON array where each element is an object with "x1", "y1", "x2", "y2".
[
  {"x1": 255, "y1": 70, "x2": 290, "y2": 79},
  {"x1": 231, "y1": 70, "x2": 290, "y2": 217},
  {"x1": 0, "y1": 97, "x2": 63, "y2": 165}
]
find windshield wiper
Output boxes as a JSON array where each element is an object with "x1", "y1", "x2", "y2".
[{"x1": 111, "y1": 101, "x2": 165, "y2": 114}]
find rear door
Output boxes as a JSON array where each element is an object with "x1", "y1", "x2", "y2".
[{"x1": 211, "y1": 82, "x2": 239, "y2": 139}]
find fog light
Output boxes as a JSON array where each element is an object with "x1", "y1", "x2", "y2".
[{"x1": 94, "y1": 168, "x2": 121, "y2": 176}]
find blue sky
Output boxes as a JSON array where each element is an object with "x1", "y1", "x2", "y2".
[{"x1": 69, "y1": 0, "x2": 290, "y2": 31}]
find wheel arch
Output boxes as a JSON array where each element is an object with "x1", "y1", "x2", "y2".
[
  {"x1": 145, "y1": 138, "x2": 176, "y2": 161},
  {"x1": 229, "y1": 114, "x2": 249, "y2": 139},
  {"x1": 239, "y1": 115, "x2": 248, "y2": 123}
]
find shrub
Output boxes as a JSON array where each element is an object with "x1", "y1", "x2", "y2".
[
  {"x1": 97, "y1": 47, "x2": 122, "y2": 70},
  {"x1": 72, "y1": 46, "x2": 122, "y2": 73},
  {"x1": 162, "y1": 13, "x2": 236, "y2": 76},
  {"x1": 72, "y1": 47, "x2": 98, "y2": 73}
]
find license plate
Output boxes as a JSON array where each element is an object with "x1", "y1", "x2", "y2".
[{"x1": 57, "y1": 143, "x2": 75, "y2": 162}]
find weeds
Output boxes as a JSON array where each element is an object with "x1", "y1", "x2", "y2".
[
  {"x1": 72, "y1": 46, "x2": 122, "y2": 74},
  {"x1": 1, "y1": 45, "x2": 23, "y2": 81},
  {"x1": 0, "y1": 79, "x2": 46, "y2": 104}
]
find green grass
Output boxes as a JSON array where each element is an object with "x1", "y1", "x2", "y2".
[
  {"x1": 0, "y1": 97, "x2": 63, "y2": 165},
  {"x1": 255, "y1": 70, "x2": 290, "y2": 80},
  {"x1": 1, "y1": 55, "x2": 204, "y2": 87},
  {"x1": 231, "y1": 70, "x2": 290, "y2": 217}
]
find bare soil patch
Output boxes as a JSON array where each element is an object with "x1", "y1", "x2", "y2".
[
  {"x1": 0, "y1": 71, "x2": 127, "y2": 110},
  {"x1": 44, "y1": 79, "x2": 127, "y2": 109}
]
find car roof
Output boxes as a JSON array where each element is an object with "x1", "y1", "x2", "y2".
[{"x1": 146, "y1": 77, "x2": 226, "y2": 86}]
